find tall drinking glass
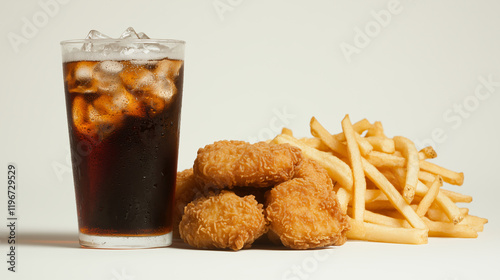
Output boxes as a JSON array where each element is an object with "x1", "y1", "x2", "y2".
[{"x1": 60, "y1": 37, "x2": 185, "y2": 248}]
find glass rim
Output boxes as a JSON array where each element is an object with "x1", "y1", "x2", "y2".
[{"x1": 60, "y1": 38, "x2": 186, "y2": 45}]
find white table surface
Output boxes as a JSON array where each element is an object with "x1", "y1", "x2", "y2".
[
  {"x1": 0, "y1": 225, "x2": 500, "y2": 280},
  {"x1": 1, "y1": 225, "x2": 498, "y2": 280}
]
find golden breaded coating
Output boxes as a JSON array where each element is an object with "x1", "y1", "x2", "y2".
[
  {"x1": 294, "y1": 158, "x2": 334, "y2": 187},
  {"x1": 173, "y1": 169, "x2": 201, "y2": 238},
  {"x1": 265, "y1": 159, "x2": 350, "y2": 249},
  {"x1": 173, "y1": 171, "x2": 271, "y2": 239},
  {"x1": 193, "y1": 140, "x2": 303, "y2": 189},
  {"x1": 230, "y1": 186, "x2": 272, "y2": 205},
  {"x1": 179, "y1": 191, "x2": 268, "y2": 251}
]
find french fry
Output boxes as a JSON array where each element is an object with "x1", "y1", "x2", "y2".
[
  {"x1": 365, "y1": 189, "x2": 386, "y2": 203},
  {"x1": 298, "y1": 137, "x2": 330, "y2": 151},
  {"x1": 458, "y1": 215, "x2": 488, "y2": 232},
  {"x1": 311, "y1": 117, "x2": 373, "y2": 156},
  {"x1": 425, "y1": 207, "x2": 468, "y2": 222},
  {"x1": 415, "y1": 181, "x2": 464, "y2": 224},
  {"x1": 423, "y1": 217, "x2": 477, "y2": 238},
  {"x1": 342, "y1": 115, "x2": 366, "y2": 221},
  {"x1": 418, "y1": 170, "x2": 436, "y2": 185},
  {"x1": 439, "y1": 189, "x2": 473, "y2": 203},
  {"x1": 365, "y1": 136, "x2": 395, "y2": 153},
  {"x1": 418, "y1": 146, "x2": 437, "y2": 160},
  {"x1": 416, "y1": 176, "x2": 442, "y2": 217},
  {"x1": 281, "y1": 127, "x2": 293, "y2": 136},
  {"x1": 336, "y1": 187, "x2": 350, "y2": 214},
  {"x1": 347, "y1": 218, "x2": 428, "y2": 244},
  {"x1": 310, "y1": 117, "x2": 347, "y2": 156},
  {"x1": 380, "y1": 168, "x2": 402, "y2": 189},
  {"x1": 379, "y1": 209, "x2": 409, "y2": 220},
  {"x1": 393, "y1": 136, "x2": 419, "y2": 203},
  {"x1": 303, "y1": 115, "x2": 485, "y2": 244},
  {"x1": 355, "y1": 209, "x2": 407, "y2": 228},
  {"x1": 272, "y1": 134, "x2": 354, "y2": 190},
  {"x1": 419, "y1": 160, "x2": 464, "y2": 186},
  {"x1": 362, "y1": 159, "x2": 426, "y2": 229},
  {"x1": 333, "y1": 118, "x2": 372, "y2": 141},
  {"x1": 310, "y1": 118, "x2": 426, "y2": 227},
  {"x1": 391, "y1": 167, "x2": 406, "y2": 190},
  {"x1": 310, "y1": 118, "x2": 427, "y2": 228},
  {"x1": 393, "y1": 169, "x2": 465, "y2": 224},
  {"x1": 365, "y1": 151, "x2": 405, "y2": 168},
  {"x1": 365, "y1": 121, "x2": 386, "y2": 137},
  {"x1": 354, "y1": 133, "x2": 373, "y2": 156},
  {"x1": 365, "y1": 200, "x2": 394, "y2": 211}
]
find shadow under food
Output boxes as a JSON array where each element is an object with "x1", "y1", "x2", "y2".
[{"x1": 18, "y1": 232, "x2": 80, "y2": 249}]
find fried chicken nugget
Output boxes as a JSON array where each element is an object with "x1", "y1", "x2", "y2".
[
  {"x1": 179, "y1": 191, "x2": 267, "y2": 250},
  {"x1": 294, "y1": 157, "x2": 334, "y2": 187},
  {"x1": 173, "y1": 170, "x2": 272, "y2": 238},
  {"x1": 193, "y1": 140, "x2": 303, "y2": 189},
  {"x1": 265, "y1": 159, "x2": 350, "y2": 249},
  {"x1": 173, "y1": 168, "x2": 202, "y2": 239}
]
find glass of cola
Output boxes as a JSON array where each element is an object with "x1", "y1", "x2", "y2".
[{"x1": 60, "y1": 28, "x2": 185, "y2": 248}]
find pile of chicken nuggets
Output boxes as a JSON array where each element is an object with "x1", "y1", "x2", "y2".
[{"x1": 174, "y1": 140, "x2": 350, "y2": 250}]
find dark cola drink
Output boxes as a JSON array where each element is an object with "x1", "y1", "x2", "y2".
[{"x1": 61, "y1": 32, "x2": 185, "y2": 248}]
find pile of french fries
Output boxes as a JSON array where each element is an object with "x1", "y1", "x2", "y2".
[{"x1": 271, "y1": 115, "x2": 487, "y2": 244}]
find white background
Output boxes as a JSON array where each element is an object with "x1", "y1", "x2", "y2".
[{"x1": 1, "y1": 0, "x2": 499, "y2": 279}]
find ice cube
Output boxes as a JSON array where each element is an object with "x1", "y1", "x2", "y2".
[
  {"x1": 110, "y1": 89, "x2": 131, "y2": 113},
  {"x1": 77, "y1": 28, "x2": 158, "y2": 60},
  {"x1": 120, "y1": 66, "x2": 156, "y2": 93},
  {"x1": 153, "y1": 77, "x2": 176, "y2": 101},
  {"x1": 93, "y1": 62, "x2": 122, "y2": 92},
  {"x1": 82, "y1": 30, "x2": 111, "y2": 52},
  {"x1": 93, "y1": 87, "x2": 144, "y2": 118},
  {"x1": 85, "y1": 30, "x2": 111, "y2": 40},
  {"x1": 137, "y1": 32, "x2": 150, "y2": 39},
  {"x1": 155, "y1": 59, "x2": 183, "y2": 79},
  {"x1": 145, "y1": 77, "x2": 176, "y2": 114},
  {"x1": 74, "y1": 63, "x2": 93, "y2": 80},
  {"x1": 72, "y1": 96, "x2": 88, "y2": 127},
  {"x1": 67, "y1": 61, "x2": 97, "y2": 94},
  {"x1": 93, "y1": 92, "x2": 125, "y2": 116},
  {"x1": 97, "y1": 61, "x2": 124, "y2": 74},
  {"x1": 119, "y1": 90, "x2": 145, "y2": 117},
  {"x1": 119, "y1": 27, "x2": 140, "y2": 39},
  {"x1": 144, "y1": 94, "x2": 165, "y2": 114},
  {"x1": 72, "y1": 96, "x2": 98, "y2": 139},
  {"x1": 88, "y1": 103, "x2": 122, "y2": 140}
]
